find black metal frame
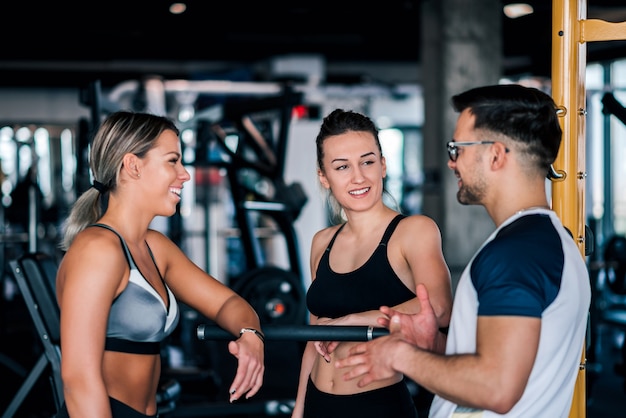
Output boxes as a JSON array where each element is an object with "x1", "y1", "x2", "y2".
[{"x1": 2, "y1": 252, "x2": 63, "y2": 418}]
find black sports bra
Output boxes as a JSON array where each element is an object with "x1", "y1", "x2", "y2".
[{"x1": 306, "y1": 214, "x2": 416, "y2": 319}]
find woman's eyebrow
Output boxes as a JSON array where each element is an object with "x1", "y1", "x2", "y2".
[{"x1": 331, "y1": 151, "x2": 376, "y2": 164}]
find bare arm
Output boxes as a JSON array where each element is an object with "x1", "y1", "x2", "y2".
[
  {"x1": 292, "y1": 228, "x2": 329, "y2": 418},
  {"x1": 148, "y1": 230, "x2": 264, "y2": 402},
  {"x1": 395, "y1": 215, "x2": 452, "y2": 327},
  {"x1": 337, "y1": 312, "x2": 540, "y2": 414},
  {"x1": 57, "y1": 230, "x2": 128, "y2": 417},
  {"x1": 292, "y1": 323, "x2": 318, "y2": 418}
]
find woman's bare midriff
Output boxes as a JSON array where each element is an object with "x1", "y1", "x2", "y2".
[
  {"x1": 102, "y1": 351, "x2": 162, "y2": 415},
  {"x1": 309, "y1": 340, "x2": 403, "y2": 395}
]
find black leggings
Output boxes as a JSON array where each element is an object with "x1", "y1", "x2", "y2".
[
  {"x1": 303, "y1": 376, "x2": 418, "y2": 418},
  {"x1": 55, "y1": 397, "x2": 158, "y2": 418}
]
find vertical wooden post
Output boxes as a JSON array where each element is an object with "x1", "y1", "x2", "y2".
[
  {"x1": 550, "y1": 1, "x2": 587, "y2": 417},
  {"x1": 551, "y1": 1, "x2": 626, "y2": 416}
]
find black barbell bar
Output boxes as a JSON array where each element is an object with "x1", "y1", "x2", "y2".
[{"x1": 197, "y1": 324, "x2": 389, "y2": 342}]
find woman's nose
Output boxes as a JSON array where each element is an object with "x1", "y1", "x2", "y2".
[
  {"x1": 180, "y1": 166, "x2": 191, "y2": 182},
  {"x1": 351, "y1": 166, "x2": 366, "y2": 183}
]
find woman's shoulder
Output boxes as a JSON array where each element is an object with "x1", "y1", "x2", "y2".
[
  {"x1": 145, "y1": 228, "x2": 179, "y2": 251},
  {"x1": 69, "y1": 225, "x2": 123, "y2": 253},
  {"x1": 310, "y1": 224, "x2": 342, "y2": 257},
  {"x1": 312, "y1": 223, "x2": 343, "y2": 245},
  {"x1": 399, "y1": 213, "x2": 440, "y2": 229},
  {"x1": 146, "y1": 228, "x2": 170, "y2": 241},
  {"x1": 58, "y1": 227, "x2": 129, "y2": 284},
  {"x1": 393, "y1": 213, "x2": 443, "y2": 243},
  {"x1": 145, "y1": 228, "x2": 185, "y2": 264}
]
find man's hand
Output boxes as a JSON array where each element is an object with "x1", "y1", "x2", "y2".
[
  {"x1": 334, "y1": 332, "x2": 411, "y2": 387},
  {"x1": 334, "y1": 284, "x2": 440, "y2": 387},
  {"x1": 377, "y1": 283, "x2": 440, "y2": 351}
]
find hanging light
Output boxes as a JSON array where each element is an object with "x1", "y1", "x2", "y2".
[
  {"x1": 169, "y1": 2, "x2": 187, "y2": 15},
  {"x1": 503, "y1": 3, "x2": 534, "y2": 19}
]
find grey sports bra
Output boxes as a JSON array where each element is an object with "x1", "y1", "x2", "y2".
[{"x1": 91, "y1": 224, "x2": 180, "y2": 355}]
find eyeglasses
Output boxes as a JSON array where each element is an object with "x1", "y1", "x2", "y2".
[{"x1": 446, "y1": 141, "x2": 508, "y2": 162}]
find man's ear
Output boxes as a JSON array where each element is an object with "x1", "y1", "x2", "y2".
[
  {"x1": 121, "y1": 153, "x2": 142, "y2": 178},
  {"x1": 490, "y1": 142, "x2": 509, "y2": 170}
]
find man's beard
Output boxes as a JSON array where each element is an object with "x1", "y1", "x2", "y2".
[{"x1": 456, "y1": 179, "x2": 485, "y2": 206}]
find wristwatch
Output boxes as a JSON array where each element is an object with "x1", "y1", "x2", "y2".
[{"x1": 239, "y1": 327, "x2": 265, "y2": 343}]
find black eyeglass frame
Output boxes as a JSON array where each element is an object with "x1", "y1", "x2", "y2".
[{"x1": 446, "y1": 141, "x2": 509, "y2": 162}]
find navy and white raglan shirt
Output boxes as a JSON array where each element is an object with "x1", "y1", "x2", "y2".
[{"x1": 429, "y1": 208, "x2": 591, "y2": 418}]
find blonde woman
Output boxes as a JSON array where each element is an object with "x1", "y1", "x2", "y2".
[{"x1": 56, "y1": 111, "x2": 265, "y2": 417}]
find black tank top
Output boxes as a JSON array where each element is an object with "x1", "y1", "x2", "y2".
[{"x1": 306, "y1": 214, "x2": 416, "y2": 319}]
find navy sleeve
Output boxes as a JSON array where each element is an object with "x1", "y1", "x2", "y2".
[{"x1": 471, "y1": 215, "x2": 564, "y2": 317}]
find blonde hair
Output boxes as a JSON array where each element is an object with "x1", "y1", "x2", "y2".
[{"x1": 60, "y1": 111, "x2": 179, "y2": 250}]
